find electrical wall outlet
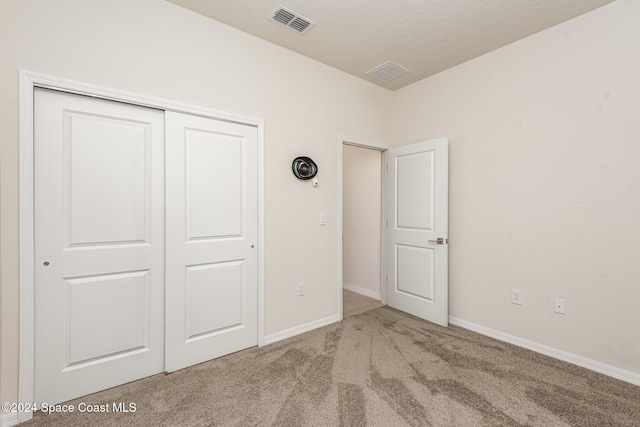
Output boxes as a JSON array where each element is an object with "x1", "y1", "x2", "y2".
[
  {"x1": 555, "y1": 298, "x2": 566, "y2": 314},
  {"x1": 511, "y1": 289, "x2": 522, "y2": 305},
  {"x1": 319, "y1": 212, "x2": 326, "y2": 225},
  {"x1": 296, "y1": 282, "x2": 305, "y2": 296}
]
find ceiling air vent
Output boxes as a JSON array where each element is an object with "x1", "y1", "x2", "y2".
[
  {"x1": 269, "y1": 6, "x2": 315, "y2": 34},
  {"x1": 367, "y1": 61, "x2": 410, "y2": 83}
]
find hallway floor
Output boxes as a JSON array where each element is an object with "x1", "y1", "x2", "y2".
[{"x1": 343, "y1": 289, "x2": 384, "y2": 318}]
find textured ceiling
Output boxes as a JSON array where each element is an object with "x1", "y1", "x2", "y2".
[{"x1": 166, "y1": 0, "x2": 614, "y2": 90}]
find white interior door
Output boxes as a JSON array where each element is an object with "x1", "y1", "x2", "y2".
[
  {"x1": 34, "y1": 88, "x2": 165, "y2": 405},
  {"x1": 165, "y1": 112, "x2": 259, "y2": 372},
  {"x1": 386, "y1": 138, "x2": 449, "y2": 326}
]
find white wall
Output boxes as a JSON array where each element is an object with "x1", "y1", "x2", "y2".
[
  {"x1": 342, "y1": 145, "x2": 382, "y2": 297},
  {"x1": 0, "y1": 0, "x2": 392, "y2": 408},
  {"x1": 393, "y1": 0, "x2": 640, "y2": 376}
]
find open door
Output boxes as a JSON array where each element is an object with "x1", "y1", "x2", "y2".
[{"x1": 386, "y1": 138, "x2": 448, "y2": 326}]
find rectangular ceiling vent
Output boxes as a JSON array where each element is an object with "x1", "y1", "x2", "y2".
[
  {"x1": 367, "y1": 61, "x2": 410, "y2": 83},
  {"x1": 269, "y1": 6, "x2": 315, "y2": 34}
]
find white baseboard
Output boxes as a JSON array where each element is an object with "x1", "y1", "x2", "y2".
[
  {"x1": 0, "y1": 412, "x2": 19, "y2": 427},
  {"x1": 449, "y1": 316, "x2": 640, "y2": 387},
  {"x1": 343, "y1": 283, "x2": 381, "y2": 301},
  {"x1": 264, "y1": 314, "x2": 341, "y2": 345}
]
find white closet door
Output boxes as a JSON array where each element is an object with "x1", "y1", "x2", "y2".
[
  {"x1": 165, "y1": 112, "x2": 258, "y2": 372},
  {"x1": 34, "y1": 88, "x2": 165, "y2": 405}
]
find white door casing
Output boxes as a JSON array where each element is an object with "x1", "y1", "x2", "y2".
[
  {"x1": 34, "y1": 88, "x2": 165, "y2": 404},
  {"x1": 386, "y1": 138, "x2": 449, "y2": 326},
  {"x1": 164, "y1": 112, "x2": 259, "y2": 372}
]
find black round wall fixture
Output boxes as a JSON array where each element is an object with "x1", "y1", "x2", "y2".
[{"x1": 292, "y1": 156, "x2": 318, "y2": 180}]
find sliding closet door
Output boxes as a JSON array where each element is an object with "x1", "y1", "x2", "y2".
[
  {"x1": 165, "y1": 112, "x2": 259, "y2": 372},
  {"x1": 34, "y1": 88, "x2": 165, "y2": 405}
]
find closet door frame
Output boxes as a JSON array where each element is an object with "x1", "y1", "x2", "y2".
[{"x1": 18, "y1": 70, "x2": 266, "y2": 424}]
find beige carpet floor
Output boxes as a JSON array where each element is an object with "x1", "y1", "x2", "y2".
[{"x1": 23, "y1": 306, "x2": 640, "y2": 426}]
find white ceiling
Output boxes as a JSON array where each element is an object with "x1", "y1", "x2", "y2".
[{"x1": 166, "y1": 0, "x2": 614, "y2": 90}]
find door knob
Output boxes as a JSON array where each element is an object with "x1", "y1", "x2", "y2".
[{"x1": 428, "y1": 238, "x2": 446, "y2": 245}]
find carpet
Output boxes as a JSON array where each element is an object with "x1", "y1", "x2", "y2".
[{"x1": 23, "y1": 306, "x2": 640, "y2": 426}]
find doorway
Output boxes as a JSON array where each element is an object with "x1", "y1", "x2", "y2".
[
  {"x1": 340, "y1": 140, "x2": 389, "y2": 318},
  {"x1": 338, "y1": 136, "x2": 449, "y2": 325}
]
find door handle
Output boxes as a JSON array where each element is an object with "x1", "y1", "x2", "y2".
[{"x1": 428, "y1": 237, "x2": 447, "y2": 245}]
